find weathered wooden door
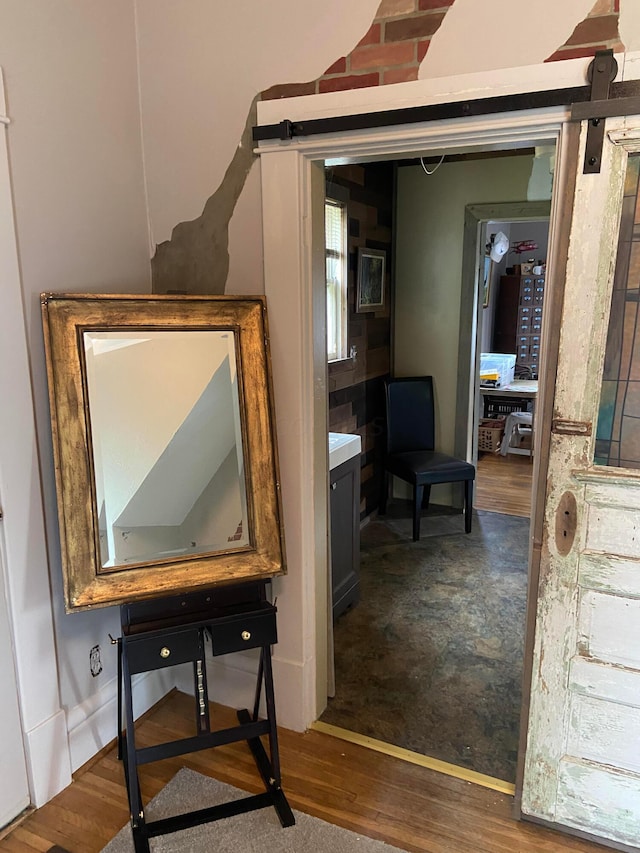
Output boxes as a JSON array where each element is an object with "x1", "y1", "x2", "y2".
[{"x1": 521, "y1": 117, "x2": 640, "y2": 848}]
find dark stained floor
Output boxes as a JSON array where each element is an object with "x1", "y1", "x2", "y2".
[{"x1": 321, "y1": 505, "x2": 529, "y2": 782}]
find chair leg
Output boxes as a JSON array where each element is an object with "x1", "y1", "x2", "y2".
[
  {"x1": 464, "y1": 479, "x2": 474, "y2": 533},
  {"x1": 421, "y1": 485, "x2": 431, "y2": 510},
  {"x1": 413, "y1": 484, "x2": 424, "y2": 541},
  {"x1": 380, "y1": 470, "x2": 389, "y2": 514}
]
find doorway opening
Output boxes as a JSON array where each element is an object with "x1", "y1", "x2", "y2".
[{"x1": 320, "y1": 145, "x2": 555, "y2": 790}]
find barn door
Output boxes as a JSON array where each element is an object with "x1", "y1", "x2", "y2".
[{"x1": 521, "y1": 117, "x2": 640, "y2": 848}]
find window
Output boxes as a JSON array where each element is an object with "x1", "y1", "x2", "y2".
[
  {"x1": 325, "y1": 199, "x2": 348, "y2": 361},
  {"x1": 596, "y1": 152, "x2": 640, "y2": 468}
]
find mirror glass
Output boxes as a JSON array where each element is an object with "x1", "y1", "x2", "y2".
[{"x1": 83, "y1": 330, "x2": 248, "y2": 568}]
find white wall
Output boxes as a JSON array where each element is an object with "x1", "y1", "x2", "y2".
[
  {"x1": 422, "y1": 0, "x2": 597, "y2": 78},
  {"x1": 0, "y1": 0, "x2": 381, "y2": 784},
  {"x1": 134, "y1": 0, "x2": 380, "y2": 248},
  {"x1": 0, "y1": 0, "x2": 152, "y2": 776}
]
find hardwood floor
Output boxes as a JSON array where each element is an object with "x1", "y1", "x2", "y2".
[
  {"x1": 474, "y1": 451, "x2": 533, "y2": 517},
  {"x1": 0, "y1": 690, "x2": 609, "y2": 853}
]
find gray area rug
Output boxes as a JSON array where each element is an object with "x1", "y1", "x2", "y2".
[
  {"x1": 322, "y1": 506, "x2": 529, "y2": 782},
  {"x1": 102, "y1": 768, "x2": 406, "y2": 852}
]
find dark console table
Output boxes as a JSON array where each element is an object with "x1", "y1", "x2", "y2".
[{"x1": 117, "y1": 580, "x2": 294, "y2": 853}]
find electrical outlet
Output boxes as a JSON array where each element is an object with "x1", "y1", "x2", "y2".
[{"x1": 90, "y1": 644, "x2": 102, "y2": 677}]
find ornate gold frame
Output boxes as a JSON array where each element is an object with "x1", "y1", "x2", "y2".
[{"x1": 41, "y1": 293, "x2": 285, "y2": 611}]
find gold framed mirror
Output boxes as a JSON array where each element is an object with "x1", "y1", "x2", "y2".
[{"x1": 41, "y1": 293, "x2": 285, "y2": 611}]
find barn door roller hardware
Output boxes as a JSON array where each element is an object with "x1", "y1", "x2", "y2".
[
  {"x1": 571, "y1": 50, "x2": 640, "y2": 174},
  {"x1": 254, "y1": 49, "x2": 640, "y2": 147}
]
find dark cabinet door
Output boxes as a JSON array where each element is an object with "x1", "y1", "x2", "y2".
[{"x1": 330, "y1": 456, "x2": 360, "y2": 620}]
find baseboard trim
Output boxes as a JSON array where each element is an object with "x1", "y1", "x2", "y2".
[
  {"x1": 173, "y1": 652, "x2": 309, "y2": 732},
  {"x1": 66, "y1": 669, "x2": 174, "y2": 772},
  {"x1": 24, "y1": 708, "x2": 72, "y2": 807},
  {"x1": 311, "y1": 721, "x2": 516, "y2": 796}
]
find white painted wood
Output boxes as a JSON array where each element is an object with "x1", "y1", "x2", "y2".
[
  {"x1": 67, "y1": 669, "x2": 174, "y2": 772},
  {"x1": 522, "y1": 117, "x2": 640, "y2": 848},
  {"x1": 586, "y1": 505, "x2": 640, "y2": 558},
  {"x1": 0, "y1": 67, "x2": 71, "y2": 808},
  {"x1": 570, "y1": 656, "x2": 640, "y2": 707},
  {"x1": 556, "y1": 758, "x2": 640, "y2": 847},
  {"x1": 257, "y1": 109, "x2": 567, "y2": 166},
  {"x1": 259, "y1": 148, "x2": 328, "y2": 730},
  {"x1": 568, "y1": 694, "x2": 640, "y2": 773},
  {"x1": 259, "y1": 106, "x2": 567, "y2": 731},
  {"x1": 257, "y1": 54, "x2": 626, "y2": 127},
  {"x1": 584, "y1": 476, "x2": 640, "y2": 509},
  {"x1": 257, "y1": 51, "x2": 640, "y2": 133},
  {"x1": 579, "y1": 551, "x2": 640, "y2": 597},
  {"x1": 578, "y1": 590, "x2": 640, "y2": 669},
  {"x1": 0, "y1": 540, "x2": 29, "y2": 827}
]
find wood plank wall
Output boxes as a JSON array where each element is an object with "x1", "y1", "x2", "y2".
[{"x1": 326, "y1": 163, "x2": 394, "y2": 520}]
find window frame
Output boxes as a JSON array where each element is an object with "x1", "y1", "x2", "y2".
[{"x1": 325, "y1": 197, "x2": 348, "y2": 362}]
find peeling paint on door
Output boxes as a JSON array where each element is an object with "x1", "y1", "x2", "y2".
[{"x1": 522, "y1": 119, "x2": 640, "y2": 848}]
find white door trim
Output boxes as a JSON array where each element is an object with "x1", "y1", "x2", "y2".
[
  {"x1": 0, "y1": 67, "x2": 71, "y2": 807},
  {"x1": 258, "y1": 88, "x2": 573, "y2": 732}
]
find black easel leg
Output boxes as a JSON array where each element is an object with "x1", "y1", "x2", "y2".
[
  {"x1": 252, "y1": 650, "x2": 265, "y2": 722},
  {"x1": 237, "y1": 646, "x2": 295, "y2": 828},
  {"x1": 261, "y1": 648, "x2": 281, "y2": 785},
  {"x1": 117, "y1": 637, "x2": 123, "y2": 761},
  {"x1": 121, "y1": 639, "x2": 150, "y2": 853}
]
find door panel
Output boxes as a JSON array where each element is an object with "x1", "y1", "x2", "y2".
[
  {"x1": 522, "y1": 119, "x2": 640, "y2": 848},
  {"x1": 555, "y1": 761, "x2": 640, "y2": 844}
]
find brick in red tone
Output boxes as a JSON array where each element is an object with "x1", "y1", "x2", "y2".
[
  {"x1": 352, "y1": 41, "x2": 415, "y2": 71},
  {"x1": 319, "y1": 72, "x2": 380, "y2": 93},
  {"x1": 385, "y1": 11, "x2": 445, "y2": 42},
  {"x1": 566, "y1": 14, "x2": 619, "y2": 45},
  {"x1": 357, "y1": 23, "x2": 381, "y2": 47},
  {"x1": 383, "y1": 66, "x2": 420, "y2": 85},
  {"x1": 545, "y1": 44, "x2": 607, "y2": 63},
  {"x1": 261, "y1": 81, "x2": 316, "y2": 100},
  {"x1": 419, "y1": 0, "x2": 454, "y2": 9},
  {"x1": 614, "y1": 0, "x2": 620, "y2": 11},
  {"x1": 324, "y1": 57, "x2": 347, "y2": 75},
  {"x1": 417, "y1": 38, "x2": 430, "y2": 62}
]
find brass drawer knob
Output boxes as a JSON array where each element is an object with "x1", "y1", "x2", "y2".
[
  {"x1": 160, "y1": 646, "x2": 171, "y2": 658},
  {"x1": 241, "y1": 630, "x2": 251, "y2": 641}
]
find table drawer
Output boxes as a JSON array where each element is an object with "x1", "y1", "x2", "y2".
[
  {"x1": 209, "y1": 607, "x2": 277, "y2": 656},
  {"x1": 125, "y1": 627, "x2": 203, "y2": 674}
]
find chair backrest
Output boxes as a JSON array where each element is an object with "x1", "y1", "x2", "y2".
[{"x1": 385, "y1": 376, "x2": 435, "y2": 454}]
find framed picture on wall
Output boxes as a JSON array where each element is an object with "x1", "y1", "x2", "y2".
[
  {"x1": 356, "y1": 247, "x2": 386, "y2": 312},
  {"x1": 482, "y1": 255, "x2": 493, "y2": 308}
]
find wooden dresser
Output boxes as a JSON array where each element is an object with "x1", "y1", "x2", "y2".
[{"x1": 493, "y1": 274, "x2": 544, "y2": 378}]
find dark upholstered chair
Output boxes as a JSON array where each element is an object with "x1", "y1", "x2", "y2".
[{"x1": 380, "y1": 376, "x2": 476, "y2": 541}]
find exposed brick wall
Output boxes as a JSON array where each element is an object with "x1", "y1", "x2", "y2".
[
  {"x1": 262, "y1": 0, "x2": 453, "y2": 100},
  {"x1": 326, "y1": 163, "x2": 394, "y2": 520},
  {"x1": 262, "y1": 0, "x2": 625, "y2": 101},
  {"x1": 546, "y1": 0, "x2": 623, "y2": 63}
]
